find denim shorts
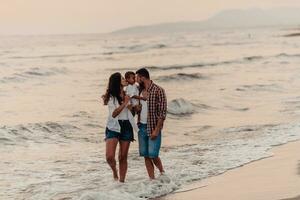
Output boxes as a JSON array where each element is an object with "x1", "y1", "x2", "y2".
[
  {"x1": 105, "y1": 120, "x2": 134, "y2": 142},
  {"x1": 138, "y1": 123, "x2": 161, "y2": 158}
]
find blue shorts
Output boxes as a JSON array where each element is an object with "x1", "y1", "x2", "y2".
[
  {"x1": 105, "y1": 120, "x2": 134, "y2": 142},
  {"x1": 138, "y1": 123, "x2": 161, "y2": 158}
]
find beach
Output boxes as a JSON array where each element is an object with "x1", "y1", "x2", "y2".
[
  {"x1": 160, "y1": 140, "x2": 300, "y2": 200},
  {"x1": 1, "y1": 27, "x2": 300, "y2": 199}
]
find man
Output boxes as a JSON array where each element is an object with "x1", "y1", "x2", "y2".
[{"x1": 136, "y1": 68, "x2": 167, "y2": 179}]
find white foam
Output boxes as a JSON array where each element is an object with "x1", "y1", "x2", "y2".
[
  {"x1": 167, "y1": 98, "x2": 195, "y2": 115},
  {"x1": 79, "y1": 122, "x2": 300, "y2": 200},
  {"x1": 80, "y1": 190, "x2": 139, "y2": 200}
]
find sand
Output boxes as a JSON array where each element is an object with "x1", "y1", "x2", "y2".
[{"x1": 160, "y1": 140, "x2": 300, "y2": 200}]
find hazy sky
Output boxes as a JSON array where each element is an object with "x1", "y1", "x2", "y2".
[{"x1": 0, "y1": 0, "x2": 299, "y2": 35}]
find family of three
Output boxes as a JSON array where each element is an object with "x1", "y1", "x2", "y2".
[{"x1": 102, "y1": 68, "x2": 167, "y2": 182}]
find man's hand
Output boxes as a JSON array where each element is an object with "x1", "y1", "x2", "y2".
[
  {"x1": 134, "y1": 104, "x2": 142, "y2": 113},
  {"x1": 150, "y1": 130, "x2": 159, "y2": 140},
  {"x1": 127, "y1": 104, "x2": 133, "y2": 110},
  {"x1": 142, "y1": 91, "x2": 149, "y2": 99}
]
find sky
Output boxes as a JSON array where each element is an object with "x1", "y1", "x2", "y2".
[{"x1": 0, "y1": 0, "x2": 299, "y2": 35}]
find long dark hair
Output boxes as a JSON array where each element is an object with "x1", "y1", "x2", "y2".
[{"x1": 103, "y1": 72, "x2": 122, "y2": 105}]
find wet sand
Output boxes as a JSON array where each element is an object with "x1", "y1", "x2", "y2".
[
  {"x1": 160, "y1": 140, "x2": 300, "y2": 200},
  {"x1": 281, "y1": 196, "x2": 300, "y2": 200}
]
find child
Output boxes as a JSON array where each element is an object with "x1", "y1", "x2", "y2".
[
  {"x1": 124, "y1": 71, "x2": 147, "y2": 115},
  {"x1": 125, "y1": 71, "x2": 139, "y2": 106}
]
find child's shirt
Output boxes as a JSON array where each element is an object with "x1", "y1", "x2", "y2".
[{"x1": 125, "y1": 83, "x2": 139, "y2": 106}]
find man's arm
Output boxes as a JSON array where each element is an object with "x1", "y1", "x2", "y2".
[
  {"x1": 150, "y1": 88, "x2": 167, "y2": 140},
  {"x1": 150, "y1": 118, "x2": 164, "y2": 139}
]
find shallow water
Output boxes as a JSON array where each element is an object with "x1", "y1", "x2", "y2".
[{"x1": 1, "y1": 27, "x2": 300, "y2": 199}]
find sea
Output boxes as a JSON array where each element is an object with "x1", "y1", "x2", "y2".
[{"x1": 1, "y1": 26, "x2": 300, "y2": 200}]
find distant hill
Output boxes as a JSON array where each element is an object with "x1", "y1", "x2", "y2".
[{"x1": 112, "y1": 8, "x2": 300, "y2": 34}]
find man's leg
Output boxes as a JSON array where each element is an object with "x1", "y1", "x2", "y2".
[
  {"x1": 138, "y1": 124, "x2": 154, "y2": 179},
  {"x1": 148, "y1": 132, "x2": 163, "y2": 177},
  {"x1": 152, "y1": 157, "x2": 164, "y2": 174},
  {"x1": 144, "y1": 157, "x2": 155, "y2": 179}
]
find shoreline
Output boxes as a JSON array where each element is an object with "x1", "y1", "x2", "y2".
[{"x1": 158, "y1": 140, "x2": 300, "y2": 200}]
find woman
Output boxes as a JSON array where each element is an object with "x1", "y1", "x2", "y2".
[{"x1": 102, "y1": 72, "x2": 135, "y2": 182}]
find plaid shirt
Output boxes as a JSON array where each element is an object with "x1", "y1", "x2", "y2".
[{"x1": 147, "y1": 81, "x2": 167, "y2": 135}]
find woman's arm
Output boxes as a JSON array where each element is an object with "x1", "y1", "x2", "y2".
[{"x1": 112, "y1": 95, "x2": 130, "y2": 118}]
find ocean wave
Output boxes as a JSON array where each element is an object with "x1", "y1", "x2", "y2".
[
  {"x1": 0, "y1": 121, "x2": 99, "y2": 146},
  {"x1": 156, "y1": 73, "x2": 205, "y2": 82},
  {"x1": 280, "y1": 96, "x2": 300, "y2": 115},
  {"x1": 118, "y1": 43, "x2": 167, "y2": 50},
  {"x1": 4, "y1": 122, "x2": 299, "y2": 199},
  {"x1": 167, "y1": 98, "x2": 196, "y2": 115},
  {"x1": 8, "y1": 52, "x2": 102, "y2": 59},
  {"x1": 0, "y1": 67, "x2": 67, "y2": 84},
  {"x1": 103, "y1": 43, "x2": 168, "y2": 55},
  {"x1": 283, "y1": 33, "x2": 300, "y2": 37},
  {"x1": 79, "y1": 122, "x2": 300, "y2": 200},
  {"x1": 235, "y1": 84, "x2": 282, "y2": 93},
  {"x1": 222, "y1": 124, "x2": 278, "y2": 134},
  {"x1": 141, "y1": 60, "x2": 233, "y2": 71},
  {"x1": 276, "y1": 53, "x2": 300, "y2": 58},
  {"x1": 115, "y1": 55, "x2": 267, "y2": 72},
  {"x1": 112, "y1": 52, "x2": 300, "y2": 72},
  {"x1": 112, "y1": 62, "x2": 215, "y2": 72},
  {"x1": 225, "y1": 105, "x2": 250, "y2": 112},
  {"x1": 212, "y1": 41, "x2": 256, "y2": 46},
  {"x1": 243, "y1": 56, "x2": 264, "y2": 61},
  {"x1": 156, "y1": 55, "x2": 264, "y2": 70}
]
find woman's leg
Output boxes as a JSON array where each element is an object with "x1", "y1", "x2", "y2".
[
  {"x1": 106, "y1": 138, "x2": 119, "y2": 180},
  {"x1": 118, "y1": 140, "x2": 130, "y2": 182}
]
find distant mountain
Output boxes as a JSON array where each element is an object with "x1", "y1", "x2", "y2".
[{"x1": 112, "y1": 8, "x2": 300, "y2": 34}]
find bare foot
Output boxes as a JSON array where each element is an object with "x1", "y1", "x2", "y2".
[{"x1": 113, "y1": 170, "x2": 119, "y2": 181}]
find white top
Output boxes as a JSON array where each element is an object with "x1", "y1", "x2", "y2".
[
  {"x1": 106, "y1": 96, "x2": 138, "y2": 133},
  {"x1": 106, "y1": 97, "x2": 121, "y2": 132},
  {"x1": 118, "y1": 104, "x2": 129, "y2": 120},
  {"x1": 140, "y1": 93, "x2": 148, "y2": 124},
  {"x1": 125, "y1": 84, "x2": 139, "y2": 106}
]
